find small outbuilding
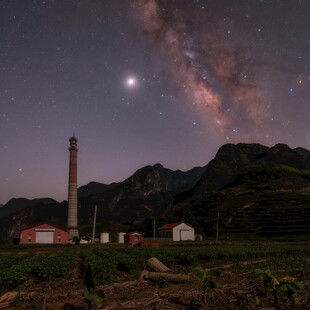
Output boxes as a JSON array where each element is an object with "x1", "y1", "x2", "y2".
[
  {"x1": 80, "y1": 235, "x2": 92, "y2": 244},
  {"x1": 158, "y1": 222, "x2": 195, "y2": 241},
  {"x1": 20, "y1": 223, "x2": 69, "y2": 244},
  {"x1": 124, "y1": 232, "x2": 143, "y2": 246}
]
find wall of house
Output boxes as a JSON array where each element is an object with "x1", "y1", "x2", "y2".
[
  {"x1": 124, "y1": 233, "x2": 143, "y2": 245},
  {"x1": 172, "y1": 223, "x2": 195, "y2": 241},
  {"x1": 20, "y1": 223, "x2": 69, "y2": 244},
  {"x1": 158, "y1": 230, "x2": 172, "y2": 240}
]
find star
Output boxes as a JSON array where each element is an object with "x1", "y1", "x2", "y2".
[
  {"x1": 127, "y1": 78, "x2": 135, "y2": 85},
  {"x1": 125, "y1": 77, "x2": 137, "y2": 88}
]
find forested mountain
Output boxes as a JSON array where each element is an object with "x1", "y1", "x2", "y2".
[
  {"x1": 168, "y1": 143, "x2": 310, "y2": 237},
  {"x1": 0, "y1": 164, "x2": 205, "y2": 240}
]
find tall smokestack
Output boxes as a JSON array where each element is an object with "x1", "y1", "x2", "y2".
[{"x1": 67, "y1": 136, "x2": 79, "y2": 239}]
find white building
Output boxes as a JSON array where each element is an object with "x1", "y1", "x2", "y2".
[{"x1": 158, "y1": 222, "x2": 195, "y2": 241}]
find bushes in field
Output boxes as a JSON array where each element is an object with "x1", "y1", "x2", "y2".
[
  {"x1": 0, "y1": 252, "x2": 75, "y2": 290},
  {"x1": 80, "y1": 250, "x2": 113, "y2": 283},
  {"x1": 31, "y1": 252, "x2": 75, "y2": 280},
  {"x1": 0, "y1": 253, "x2": 34, "y2": 270},
  {"x1": 80, "y1": 243, "x2": 310, "y2": 286},
  {"x1": 80, "y1": 248, "x2": 146, "y2": 284},
  {"x1": 0, "y1": 243, "x2": 308, "y2": 294}
]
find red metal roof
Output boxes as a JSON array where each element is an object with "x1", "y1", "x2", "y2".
[{"x1": 158, "y1": 222, "x2": 182, "y2": 231}]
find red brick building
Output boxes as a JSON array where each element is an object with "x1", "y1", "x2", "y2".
[{"x1": 20, "y1": 223, "x2": 69, "y2": 244}]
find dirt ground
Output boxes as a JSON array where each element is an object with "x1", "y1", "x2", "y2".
[{"x1": 0, "y1": 258, "x2": 309, "y2": 310}]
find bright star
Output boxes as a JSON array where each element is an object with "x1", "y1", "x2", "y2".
[
  {"x1": 126, "y1": 76, "x2": 137, "y2": 88},
  {"x1": 127, "y1": 78, "x2": 135, "y2": 85}
]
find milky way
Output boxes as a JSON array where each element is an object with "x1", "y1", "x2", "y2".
[{"x1": 132, "y1": 0, "x2": 267, "y2": 137}]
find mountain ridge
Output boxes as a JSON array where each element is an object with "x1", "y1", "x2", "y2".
[
  {"x1": 1, "y1": 143, "x2": 310, "y2": 241},
  {"x1": 168, "y1": 143, "x2": 310, "y2": 237},
  {"x1": 0, "y1": 163, "x2": 206, "y2": 240}
]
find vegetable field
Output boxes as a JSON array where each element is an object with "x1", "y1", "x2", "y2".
[{"x1": 0, "y1": 242, "x2": 309, "y2": 309}]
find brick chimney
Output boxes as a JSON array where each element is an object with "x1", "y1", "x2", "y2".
[{"x1": 67, "y1": 136, "x2": 79, "y2": 239}]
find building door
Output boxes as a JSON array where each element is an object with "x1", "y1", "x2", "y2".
[
  {"x1": 180, "y1": 229, "x2": 190, "y2": 241},
  {"x1": 36, "y1": 230, "x2": 54, "y2": 243}
]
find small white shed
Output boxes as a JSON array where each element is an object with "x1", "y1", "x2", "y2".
[{"x1": 158, "y1": 222, "x2": 195, "y2": 241}]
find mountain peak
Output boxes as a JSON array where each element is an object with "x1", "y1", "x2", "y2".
[
  {"x1": 152, "y1": 163, "x2": 164, "y2": 170},
  {"x1": 195, "y1": 142, "x2": 310, "y2": 192}
]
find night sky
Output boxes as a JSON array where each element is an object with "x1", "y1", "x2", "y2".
[{"x1": 1, "y1": 0, "x2": 309, "y2": 204}]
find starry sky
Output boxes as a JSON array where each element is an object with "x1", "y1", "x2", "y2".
[{"x1": 1, "y1": 0, "x2": 309, "y2": 204}]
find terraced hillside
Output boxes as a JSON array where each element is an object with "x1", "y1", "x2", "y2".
[
  {"x1": 169, "y1": 143, "x2": 310, "y2": 238},
  {"x1": 223, "y1": 195, "x2": 310, "y2": 236}
]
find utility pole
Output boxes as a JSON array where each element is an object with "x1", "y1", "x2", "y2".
[
  {"x1": 216, "y1": 211, "x2": 220, "y2": 242},
  {"x1": 92, "y1": 205, "x2": 97, "y2": 244},
  {"x1": 153, "y1": 216, "x2": 156, "y2": 240}
]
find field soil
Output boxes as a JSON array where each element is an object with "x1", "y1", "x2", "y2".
[{"x1": 1, "y1": 256, "x2": 309, "y2": 310}]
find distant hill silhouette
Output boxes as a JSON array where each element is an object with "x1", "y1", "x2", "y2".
[
  {"x1": 0, "y1": 164, "x2": 205, "y2": 240},
  {"x1": 78, "y1": 181, "x2": 113, "y2": 197},
  {"x1": 77, "y1": 163, "x2": 206, "y2": 225},
  {"x1": 0, "y1": 198, "x2": 67, "y2": 240},
  {"x1": 1, "y1": 143, "x2": 309, "y2": 241}
]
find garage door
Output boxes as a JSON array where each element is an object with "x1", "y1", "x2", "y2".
[
  {"x1": 36, "y1": 230, "x2": 54, "y2": 243},
  {"x1": 180, "y1": 229, "x2": 190, "y2": 241}
]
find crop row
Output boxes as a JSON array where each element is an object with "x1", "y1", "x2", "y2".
[
  {"x1": 0, "y1": 244, "x2": 308, "y2": 290},
  {"x1": 0, "y1": 253, "x2": 35, "y2": 270},
  {"x1": 79, "y1": 244, "x2": 310, "y2": 284},
  {"x1": 0, "y1": 251, "x2": 75, "y2": 290}
]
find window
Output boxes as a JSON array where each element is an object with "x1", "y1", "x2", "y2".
[
  {"x1": 28, "y1": 234, "x2": 32, "y2": 242},
  {"x1": 57, "y1": 234, "x2": 61, "y2": 242}
]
